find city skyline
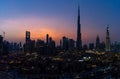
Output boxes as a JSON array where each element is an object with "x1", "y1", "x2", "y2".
[
  {"x1": 0, "y1": 0, "x2": 120, "y2": 45},
  {"x1": 0, "y1": 1, "x2": 120, "y2": 78}
]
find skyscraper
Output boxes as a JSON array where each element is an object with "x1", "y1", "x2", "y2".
[
  {"x1": 106, "y1": 27, "x2": 111, "y2": 51},
  {"x1": 25, "y1": 31, "x2": 31, "y2": 52},
  {"x1": 26, "y1": 31, "x2": 30, "y2": 43},
  {"x1": 96, "y1": 35, "x2": 100, "y2": 50},
  {"x1": 76, "y1": 5, "x2": 82, "y2": 50},
  {"x1": 46, "y1": 34, "x2": 49, "y2": 45},
  {"x1": 0, "y1": 35, "x2": 3, "y2": 55}
]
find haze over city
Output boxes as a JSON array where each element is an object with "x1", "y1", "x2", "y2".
[
  {"x1": 0, "y1": 0, "x2": 120, "y2": 44},
  {"x1": 0, "y1": 0, "x2": 120, "y2": 79}
]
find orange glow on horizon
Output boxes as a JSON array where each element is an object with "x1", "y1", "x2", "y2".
[
  {"x1": 1, "y1": 17, "x2": 105, "y2": 45},
  {"x1": 30, "y1": 28, "x2": 63, "y2": 41}
]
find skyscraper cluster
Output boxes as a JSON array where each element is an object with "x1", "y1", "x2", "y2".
[
  {"x1": 0, "y1": 5, "x2": 117, "y2": 55},
  {"x1": 23, "y1": 6, "x2": 112, "y2": 54},
  {"x1": 24, "y1": 32, "x2": 56, "y2": 55}
]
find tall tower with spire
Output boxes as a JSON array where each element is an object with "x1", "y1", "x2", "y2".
[
  {"x1": 76, "y1": 5, "x2": 82, "y2": 50},
  {"x1": 106, "y1": 27, "x2": 111, "y2": 51}
]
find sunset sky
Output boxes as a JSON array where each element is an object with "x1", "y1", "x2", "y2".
[{"x1": 0, "y1": 0, "x2": 120, "y2": 45}]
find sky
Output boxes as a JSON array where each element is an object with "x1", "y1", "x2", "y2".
[{"x1": 0, "y1": 0, "x2": 120, "y2": 45}]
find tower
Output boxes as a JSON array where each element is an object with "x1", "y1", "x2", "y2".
[
  {"x1": 25, "y1": 31, "x2": 31, "y2": 52},
  {"x1": 106, "y1": 27, "x2": 111, "y2": 51},
  {"x1": 76, "y1": 5, "x2": 82, "y2": 50},
  {"x1": 46, "y1": 34, "x2": 49, "y2": 45},
  {"x1": 96, "y1": 35, "x2": 100, "y2": 50},
  {"x1": 26, "y1": 31, "x2": 30, "y2": 43}
]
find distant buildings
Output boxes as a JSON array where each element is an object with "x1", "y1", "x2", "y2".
[
  {"x1": 0, "y1": 35, "x2": 3, "y2": 56},
  {"x1": 95, "y1": 35, "x2": 105, "y2": 51},
  {"x1": 62, "y1": 36, "x2": 75, "y2": 51},
  {"x1": 89, "y1": 43, "x2": 94, "y2": 50},
  {"x1": 23, "y1": 31, "x2": 35, "y2": 53},
  {"x1": 36, "y1": 39, "x2": 45, "y2": 54},
  {"x1": 69, "y1": 39, "x2": 75, "y2": 51},
  {"x1": 83, "y1": 44, "x2": 88, "y2": 50},
  {"x1": 0, "y1": 5, "x2": 116, "y2": 55},
  {"x1": 46, "y1": 35, "x2": 56, "y2": 55},
  {"x1": 62, "y1": 36, "x2": 69, "y2": 51},
  {"x1": 22, "y1": 6, "x2": 113, "y2": 54},
  {"x1": 111, "y1": 41, "x2": 120, "y2": 52},
  {"x1": 24, "y1": 32, "x2": 56, "y2": 55},
  {"x1": 0, "y1": 35, "x2": 9, "y2": 56}
]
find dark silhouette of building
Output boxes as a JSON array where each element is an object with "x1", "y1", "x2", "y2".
[
  {"x1": 96, "y1": 35, "x2": 100, "y2": 50},
  {"x1": 26, "y1": 31, "x2": 30, "y2": 43},
  {"x1": 19, "y1": 42, "x2": 22, "y2": 51},
  {"x1": 62, "y1": 36, "x2": 75, "y2": 51},
  {"x1": 0, "y1": 35, "x2": 3, "y2": 57},
  {"x1": 49, "y1": 37, "x2": 55, "y2": 48},
  {"x1": 13, "y1": 42, "x2": 19, "y2": 51},
  {"x1": 76, "y1": 5, "x2": 82, "y2": 50},
  {"x1": 7, "y1": 42, "x2": 22, "y2": 52},
  {"x1": 0, "y1": 37, "x2": 9, "y2": 55},
  {"x1": 46, "y1": 34, "x2": 49, "y2": 45},
  {"x1": 99, "y1": 41, "x2": 105, "y2": 51},
  {"x1": 89, "y1": 43, "x2": 94, "y2": 50},
  {"x1": 48, "y1": 37, "x2": 56, "y2": 54},
  {"x1": 36, "y1": 35, "x2": 56, "y2": 55},
  {"x1": 60, "y1": 40, "x2": 62, "y2": 48},
  {"x1": 83, "y1": 44, "x2": 88, "y2": 51},
  {"x1": 95, "y1": 35, "x2": 105, "y2": 51},
  {"x1": 68, "y1": 39, "x2": 75, "y2": 51},
  {"x1": 106, "y1": 27, "x2": 111, "y2": 51},
  {"x1": 30, "y1": 40, "x2": 35, "y2": 52},
  {"x1": 36, "y1": 39, "x2": 45, "y2": 54},
  {"x1": 2, "y1": 40, "x2": 10, "y2": 55},
  {"x1": 112, "y1": 41, "x2": 120, "y2": 52},
  {"x1": 24, "y1": 31, "x2": 31, "y2": 52},
  {"x1": 62, "y1": 36, "x2": 69, "y2": 51}
]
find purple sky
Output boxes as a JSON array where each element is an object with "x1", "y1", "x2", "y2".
[{"x1": 0, "y1": 0, "x2": 120, "y2": 45}]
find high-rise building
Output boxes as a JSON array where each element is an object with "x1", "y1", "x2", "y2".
[
  {"x1": 48, "y1": 37, "x2": 56, "y2": 55},
  {"x1": 69, "y1": 39, "x2": 75, "y2": 51},
  {"x1": 25, "y1": 31, "x2": 31, "y2": 52},
  {"x1": 76, "y1": 5, "x2": 82, "y2": 50},
  {"x1": 0, "y1": 35, "x2": 3, "y2": 45},
  {"x1": 46, "y1": 34, "x2": 49, "y2": 45},
  {"x1": 0, "y1": 35, "x2": 3, "y2": 55},
  {"x1": 83, "y1": 44, "x2": 88, "y2": 50},
  {"x1": 62, "y1": 36, "x2": 69, "y2": 51},
  {"x1": 96, "y1": 35, "x2": 100, "y2": 50},
  {"x1": 36, "y1": 39, "x2": 45, "y2": 54},
  {"x1": 89, "y1": 43, "x2": 94, "y2": 50},
  {"x1": 106, "y1": 27, "x2": 111, "y2": 51},
  {"x1": 60, "y1": 40, "x2": 62, "y2": 48},
  {"x1": 26, "y1": 31, "x2": 30, "y2": 43},
  {"x1": 62, "y1": 36, "x2": 75, "y2": 51}
]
